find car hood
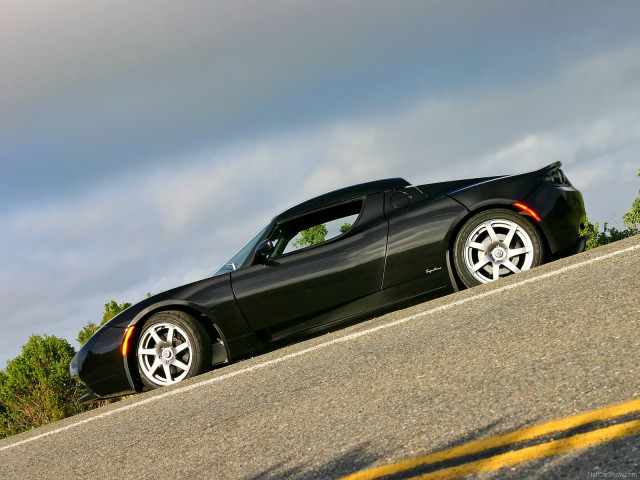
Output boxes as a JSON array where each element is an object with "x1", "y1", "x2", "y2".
[{"x1": 99, "y1": 274, "x2": 232, "y2": 330}]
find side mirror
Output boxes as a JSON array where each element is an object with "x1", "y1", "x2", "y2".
[{"x1": 254, "y1": 239, "x2": 275, "y2": 261}]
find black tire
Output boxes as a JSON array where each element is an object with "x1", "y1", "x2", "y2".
[
  {"x1": 136, "y1": 310, "x2": 212, "y2": 390},
  {"x1": 453, "y1": 208, "x2": 543, "y2": 288}
]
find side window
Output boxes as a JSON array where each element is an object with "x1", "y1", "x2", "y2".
[{"x1": 271, "y1": 200, "x2": 363, "y2": 257}]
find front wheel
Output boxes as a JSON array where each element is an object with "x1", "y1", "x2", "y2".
[
  {"x1": 453, "y1": 209, "x2": 543, "y2": 288},
  {"x1": 136, "y1": 311, "x2": 212, "y2": 390}
]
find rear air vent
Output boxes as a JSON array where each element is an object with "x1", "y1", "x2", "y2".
[{"x1": 544, "y1": 168, "x2": 572, "y2": 187}]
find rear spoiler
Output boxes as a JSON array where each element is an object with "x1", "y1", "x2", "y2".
[{"x1": 536, "y1": 161, "x2": 562, "y2": 176}]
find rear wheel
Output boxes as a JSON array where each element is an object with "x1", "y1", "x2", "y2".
[
  {"x1": 136, "y1": 311, "x2": 212, "y2": 390},
  {"x1": 453, "y1": 209, "x2": 543, "y2": 288}
]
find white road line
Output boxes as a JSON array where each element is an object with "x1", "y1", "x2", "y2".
[{"x1": 2, "y1": 242, "x2": 639, "y2": 452}]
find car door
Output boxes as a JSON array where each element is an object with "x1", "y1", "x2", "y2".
[
  {"x1": 230, "y1": 194, "x2": 388, "y2": 334},
  {"x1": 382, "y1": 190, "x2": 468, "y2": 290}
]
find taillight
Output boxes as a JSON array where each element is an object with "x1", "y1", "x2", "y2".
[{"x1": 514, "y1": 202, "x2": 542, "y2": 222}]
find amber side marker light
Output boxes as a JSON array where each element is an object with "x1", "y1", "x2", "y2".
[
  {"x1": 513, "y1": 202, "x2": 542, "y2": 222},
  {"x1": 122, "y1": 326, "x2": 135, "y2": 356}
]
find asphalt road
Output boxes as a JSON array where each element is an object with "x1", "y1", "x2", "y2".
[{"x1": 1, "y1": 235, "x2": 639, "y2": 480}]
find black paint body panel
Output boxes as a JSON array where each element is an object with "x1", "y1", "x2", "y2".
[
  {"x1": 69, "y1": 326, "x2": 131, "y2": 396},
  {"x1": 70, "y1": 164, "x2": 587, "y2": 400},
  {"x1": 383, "y1": 194, "x2": 468, "y2": 289},
  {"x1": 523, "y1": 182, "x2": 587, "y2": 255}
]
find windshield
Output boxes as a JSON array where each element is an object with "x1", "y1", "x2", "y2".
[{"x1": 211, "y1": 223, "x2": 271, "y2": 277}]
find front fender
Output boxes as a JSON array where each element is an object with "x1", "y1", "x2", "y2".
[{"x1": 71, "y1": 325, "x2": 136, "y2": 396}]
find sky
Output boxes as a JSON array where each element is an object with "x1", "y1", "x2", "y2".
[{"x1": 1, "y1": 1, "x2": 640, "y2": 367}]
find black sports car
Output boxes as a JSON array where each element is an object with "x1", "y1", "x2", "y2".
[{"x1": 70, "y1": 162, "x2": 586, "y2": 402}]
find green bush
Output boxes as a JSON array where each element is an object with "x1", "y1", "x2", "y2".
[
  {"x1": 581, "y1": 221, "x2": 635, "y2": 250},
  {"x1": 621, "y1": 168, "x2": 640, "y2": 234},
  {"x1": 582, "y1": 168, "x2": 639, "y2": 250},
  {"x1": 0, "y1": 335, "x2": 88, "y2": 438},
  {"x1": 1, "y1": 299, "x2": 135, "y2": 438}
]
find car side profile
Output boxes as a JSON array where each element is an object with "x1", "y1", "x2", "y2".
[{"x1": 70, "y1": 162, "x2": 587, "y2": 402}]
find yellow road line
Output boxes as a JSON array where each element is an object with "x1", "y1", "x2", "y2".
[
  {"x1": 411, "y1": 419, "x2": 640, "y2": 480},
  {"x1": 340, "y1": 398, "x2": 640, "y2": 480}
]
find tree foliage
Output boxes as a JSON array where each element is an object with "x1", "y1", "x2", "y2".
[
  {"x1": 340, "y1": 222, "x2": 352, "y2": 234},
  {"x1": 621, "y1": 168, "x2": 640, "y2": 234},
  {"x1": 1, "y1": 299, "x2": 136, "y2": 438},
  {"x1": 292, "y1": 224, "x2": 328, "y2": 249},
  {"x1": 582, "y1": 168, "x2": 640, "y2": 250},
  {"x1": 77, "y1": 300, "x2": 131, "y2": 345},
  {"x1": 581, "y1": 221, "x2": 635, "y2": 250},
  {"x1": 0, "y1": 335, "x2": 88, "y2": 438}
]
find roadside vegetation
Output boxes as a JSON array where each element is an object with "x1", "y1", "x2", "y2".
[
  {"x1": 1, "y1": 171, "x2": 638, "y2": 439},
  {"x1": 76, "y1": 300, "x2": 132, "y2": 345},
  {"x1": 1, "y1": 301, "x2": 130, "y2": 439},
  {"x1": 581, "y1": 168, "x2": 640, "y2": 249}
]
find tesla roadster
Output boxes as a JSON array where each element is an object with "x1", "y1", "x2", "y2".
[{"x1": 70, "y1": 162, "x2": 586, "y2": 402}]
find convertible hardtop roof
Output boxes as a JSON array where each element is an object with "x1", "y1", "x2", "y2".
[{"x1": 275, "y1": 177, "x2": 410, "y2": 221}]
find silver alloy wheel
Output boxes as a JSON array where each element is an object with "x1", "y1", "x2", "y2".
[
  {"x1": 137, "y1": 322, "x2": 193, "y2": 386},
  {"x1": 462, "y1": 218, "x2": 534, "y2": 284}
]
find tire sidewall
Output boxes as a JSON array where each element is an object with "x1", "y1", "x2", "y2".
[{"x1": 453, "y1": 208, "x2": 543, "y2": 288}]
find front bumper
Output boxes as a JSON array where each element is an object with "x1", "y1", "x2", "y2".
[{"x1": 70, "y1": 325, "x2": 137, "y2": 400}]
